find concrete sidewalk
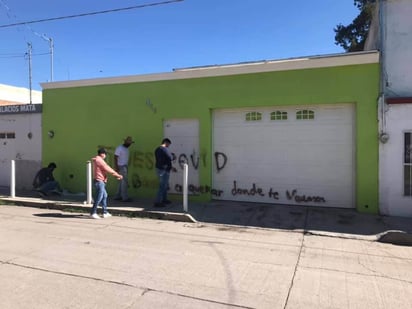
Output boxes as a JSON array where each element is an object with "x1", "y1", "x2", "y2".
[{"x1": 1, "y1": 187, "x2": 412, "y2": 245}]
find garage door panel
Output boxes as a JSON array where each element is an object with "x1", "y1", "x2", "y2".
[{"x1": 213, "y1": 104, "x2": 355, "y2": 208}]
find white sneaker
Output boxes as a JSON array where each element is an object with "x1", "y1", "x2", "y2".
[
  {"x1": 103, "y1": 212, "x2": 112, "y2": 218},
  {"x1": 90, "y1": 213, "x2": 100, "y2": 219}
]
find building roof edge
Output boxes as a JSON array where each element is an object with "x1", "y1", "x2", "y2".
[{"x1": 41, "y1": 51, "x2": 379, "y2": 90}]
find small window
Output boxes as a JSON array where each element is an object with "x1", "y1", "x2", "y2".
[
  {"x1": 271, "y1": 111, "x2": 288, "y2": 121},
  {"x1": 0, "y1": 132, "x2": 15, "y2": 139},
  {"x1": 245, "y1": 112, "x2": 262, "y2": 121},
  {"x1": 296, "y1": 109, "x2": 315, "y2": 120},
  {"x1": 404, "y1": 132, "x2": 412, "y2": 196}
]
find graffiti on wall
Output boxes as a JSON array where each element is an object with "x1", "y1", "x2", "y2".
[
  {"x1": 174, "y1": 180, "x2": 326, "y2": 203},
  {"x1": 131, "y1": 173, "x2": 159, "y2": 189},
  {"x1": 174, "y1": 183, "x2": 224, "y2": 197},
  {"x1": 175, "y1": 150, "x2": 207, "y2": 170},
  {"x1": 104, "y1": 146, "x2": 326, "y2": 204},
  {"x1": 146, "y1": 99, "x2": 157, "y2": 114},
  {"x1": 131, "y1": 150, "x2": 226, "y2": 172},
  {"x1": 230, "y1": 181, "x2": 326, "y2": 203},
  {"x1": 214, "y1": 152, "x2": 227, "y2": 172}
]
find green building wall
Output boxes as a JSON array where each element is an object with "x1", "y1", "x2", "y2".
[{"x1": 42, "y1": 62, "x2": 379, "y2": 213}]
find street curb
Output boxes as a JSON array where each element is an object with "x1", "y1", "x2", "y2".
[
  {"x1": 376, "y1": 230, "x2": 412, "y2": 246},
  {"x1": 2, "y1": 197, "x2": 412, "y2": 246},
  {"x1": 0, "y1": 197, "x2": 197, "y2": 223},
  {"x1": 303, "y1": 230, "x2": 378, "y2": 242}
]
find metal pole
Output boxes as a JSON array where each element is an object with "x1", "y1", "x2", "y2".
[
  {"x1": 50, "y1": 38, "x2": 54, "y2": 82},
  {"x1": 183, "y1": 163, "x2": 188, "y2": 212},
  {"x1": 86, "y1": 161, "x2": 92, "y2": 204},
  {"x1": 27, "y1": 42, "x2": 32, "y2": 104},
  {"x1": 10, "y1": 160, "x2": 15, "y2": 198}
]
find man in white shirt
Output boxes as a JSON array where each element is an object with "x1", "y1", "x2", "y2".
[{"x1": 114, "y1": 136, "x2": 134, "y2": 202}]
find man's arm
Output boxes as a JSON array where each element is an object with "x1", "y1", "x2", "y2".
[{"x1": 102, "y1": 159, "x2": 122, "y2": 180}]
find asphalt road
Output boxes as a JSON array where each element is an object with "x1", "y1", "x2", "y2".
[{"x1": 1, "y1": 205, "x2": 412, "y2": 309}]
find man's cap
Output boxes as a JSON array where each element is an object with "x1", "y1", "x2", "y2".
[
  {"x1": 124, "y1": 136, "x2": 134, "y2": 144},
  {"x1": 98, "y1": 148, "x2": 107, "y2": 155}
]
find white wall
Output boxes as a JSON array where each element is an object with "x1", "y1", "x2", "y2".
[
  {"x1": 0, "y1": 84, "x2": 42, "y2": 190},
  {"x1": 377, "y1": 1, "x2": 412, "y2": 217},
  {"x1": 383, "y1": 0, "x2": 412, "y2": 97},
  {"x1": 0, "y1": 113, "x2": 42, "y2": 189},
  {"x1": 380, "y1": 104, "x2": 412, "y2": 217}
]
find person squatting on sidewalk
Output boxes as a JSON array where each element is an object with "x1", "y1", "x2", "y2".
[
  {"x1": 90, "y1": 148, "x2": 123, "y2": 219},
  {"x1": 114, "y1": 136, "x2": 134, "y2": 202},
  {"x1": 32, "y1": 162, "x2": 62, "y2": 197}
]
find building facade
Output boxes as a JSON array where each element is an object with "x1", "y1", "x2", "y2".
[
  {"x1": 41, "y1": 52, "x2": 379, "y2": 213},
  {"x1": 0, "y1": 84, "x2": 42, "y2": 189},
  {"x1": 366, "y1": 0, "x2": 412, "y2": 217}
]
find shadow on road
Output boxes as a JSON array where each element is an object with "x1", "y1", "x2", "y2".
[{"x1": 33, "y1": 213, "x2": 90, "y2": 219}]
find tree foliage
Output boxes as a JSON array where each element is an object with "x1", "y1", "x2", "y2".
[{"x1": 334, "y1": 0, "x2": 377, "y2": 52}]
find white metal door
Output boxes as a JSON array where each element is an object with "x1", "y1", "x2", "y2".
[
  {"x1": 164, "y1": 119, "x2": 199, "y2": 195},
  {"x1": 0, "y1": 134, "x2": 16, "y2": 187}
]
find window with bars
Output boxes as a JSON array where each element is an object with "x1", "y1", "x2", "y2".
[
  {"x1": 296, "y1": 109, "x2": 315, "y2": 120},
  {"x1": 270, "y1": 111, "x2": 288, "y2": 120},
  {"x1": 404, "y1": 132, "x2": 412, "y2": 196},
  {"x1": 245, "y1": 112, "x2": 262, "y2": 121}
]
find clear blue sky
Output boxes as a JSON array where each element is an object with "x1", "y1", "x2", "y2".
[{"x1": 0, "y1": 0, "x2": 359, "y2": 91}]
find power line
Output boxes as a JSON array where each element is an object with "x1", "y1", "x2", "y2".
[
  {"x1": 0, "y1": 0, "x2": 184, "y2": 28},
  {"x1": 1, "y1": 0, "x2": 55, "y2": 81},
  {"x1": 0, "y1": 52, "x2": 49, "y2": 59},
  {"x1": 0, "y1": 54, "x2": 23, "y2": 59},
  {"x1": 1, "y1": 0, "x2": 45, "y2": 46}
]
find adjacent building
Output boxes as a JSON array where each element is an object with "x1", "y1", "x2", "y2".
[
  {"x1": 0, "y1": 84, "x2": 42, "y2": 189},
  {"x1": 366, "y1": 0, "x2": 412, "y2": 217}
]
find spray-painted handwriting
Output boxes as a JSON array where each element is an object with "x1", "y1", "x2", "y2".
[
  {"x1": 286, "y1": 189, "x2": 326, "y2": 203},
  {"x1": 174, "y1": 184, "x2": 223, "y2": 197},
  {"x1": 231, "y1": 181, "x2": 264, "y2": 196}
]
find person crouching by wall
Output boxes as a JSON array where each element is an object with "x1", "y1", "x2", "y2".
[
  {"x1": 32, "y1": 162, "x2": 62, "y2": 197},
  {"x1": 90, "y1": 148, "x2": 123, "y2": 219}
]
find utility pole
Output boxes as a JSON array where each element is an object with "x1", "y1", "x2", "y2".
[
  {"x1": 27, "y1": 42, "x2": 32, "y2": 104},
  {"x1": 40, "y1": 34, "x2": 54, "y2": 82},
  {"x1": 49, "y1": 37, "x2": 54, "y2": 81}
]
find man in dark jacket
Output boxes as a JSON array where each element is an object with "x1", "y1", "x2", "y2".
[
  {"x1": 154, "y1": 138, "x2": 173, "y2": 207},
  {"x1": 32, "y1": 162, "x2": 62, "y2": 197}
]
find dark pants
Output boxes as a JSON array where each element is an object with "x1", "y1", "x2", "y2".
[{"x1": 155, "y1": 168, "x2": 170, "y2": 203}]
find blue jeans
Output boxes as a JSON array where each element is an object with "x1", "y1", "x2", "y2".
[
  {"x1": 115, "y1": 165, "x2": 129, "y2": 200},
  {"x1": 91, "y1": 180, "x2": 108, "y2": 214},
  {"x1": 38, "y1": 181, "x2": 61, "y2": 195},
  {"x1": 155, "y1": 168, "x2": 170, "y2": 203}
]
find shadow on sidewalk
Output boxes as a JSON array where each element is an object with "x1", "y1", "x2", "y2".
[
  {"x1": 2, "y1": 186, "x2": 412, "y2": 241},
  {"x1": 173, "y1": 200, "x2": 412, "y2": 239}
]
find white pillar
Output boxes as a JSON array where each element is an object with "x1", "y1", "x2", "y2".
[
  {"x1": 86, "y1": 161, "x2": 92, "y2": 204},
  {"x1": 10, "y1": 160, "x2": 15, "y2": 198},
  {"x1": 183, "y1": 163, "x2": 188, "y2": 212}
]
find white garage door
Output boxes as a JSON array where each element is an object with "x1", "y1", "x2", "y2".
[{"x1": 212, "y1": 104, "x2": 355, "y2": 208}]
